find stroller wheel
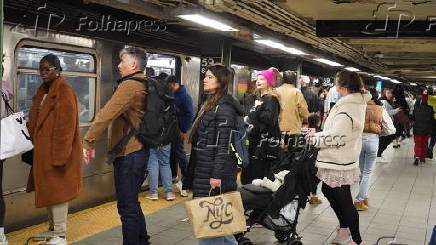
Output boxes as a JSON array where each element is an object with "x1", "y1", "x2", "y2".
[
  {"x1": 238, "y1": 237, "x2": 254, "y2": 245},
  {"x1": 288, "y1": 239, "x2": 303, "y2": 245},
  {"x1": 274, "y1": 230, "x2": 291, "y2": 243}
]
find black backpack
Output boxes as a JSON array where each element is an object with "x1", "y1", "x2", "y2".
[{"x1": 107, "y1": 76, "x2": 179, "y2": 162}]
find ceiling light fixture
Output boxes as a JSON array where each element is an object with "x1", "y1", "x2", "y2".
[
  {"x1": 390, "y1": 79, "x2": 402, "y2": 84},
  {"x1": 255, "y1": 40, "x2": 285, "y2": 49},
  {"x1": 410, "y1": 82, "x2": 417, "y2": 86},
  {"x1": 345, "y1": 67, "x2": 360, "y2": 72},
  {"x1": 313, "y1": 58, "x2": 343, "y2": 67},
  {"x1": 255, "y1": 40, "x2": 306, "y2": 55},
  {"x1": 178, "y1": 14, "x2": 239, "y2": 31},
  {"x1": 282, "y1": 47, "x2": 306, "y2": 55}
]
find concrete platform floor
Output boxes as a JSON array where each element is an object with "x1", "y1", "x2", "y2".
[{"x1": 69, "y1": 139, "x2": 435, "y2": 245}]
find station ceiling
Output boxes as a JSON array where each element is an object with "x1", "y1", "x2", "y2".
[
  {"x1": 276, "y1": 0, "x2": 436, "y2": 84},
  {"x1": 92, "y1": 0, "x2": 436, "y2": 85}
]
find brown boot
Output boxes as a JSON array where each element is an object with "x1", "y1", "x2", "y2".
[
  {"x1": 363, "y1": 198, "x2": 369, "y2": 206},
  {"x1": 309, "y1": 196, "x2": 323, "y2": 205},
  {"x1": 354, "y1": 201, "x2": 368, "y2": 211}
]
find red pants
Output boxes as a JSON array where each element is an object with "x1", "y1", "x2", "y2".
[{"x1": 414, "y1": 135, "x2": 430, "y2": 162}]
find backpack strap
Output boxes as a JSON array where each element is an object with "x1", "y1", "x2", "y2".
[
  {"x1": 107, "y1": 117, "x2": 136, "y2": 164},
  {"x1": 106, "y1": 76, "x2": 147, "y2": 163}
]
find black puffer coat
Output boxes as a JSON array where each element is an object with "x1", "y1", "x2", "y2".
[
  {"x1": 188, "y1": 94, "x2": 243, "y2": 198},
  {"x1": 247, "y1": 94, "x2": 281, "y2": 160}
]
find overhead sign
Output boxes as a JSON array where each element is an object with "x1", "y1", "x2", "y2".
[
  {"x1": 316, "y1": 20, "x2": 436, "y2": 38},
  {"x1": 316, "y1": 2, "x2": 436, "y2": 38}
]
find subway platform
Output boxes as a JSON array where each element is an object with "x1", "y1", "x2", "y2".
[{"x1": 7, "y1": 138, "x2": 436, "y2": 245}]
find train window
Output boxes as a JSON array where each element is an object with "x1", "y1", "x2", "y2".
[
  {"x1": 16, "y1": 47, "x2": 97, "y2": 123},
  {"x1": 146, "y1": 54, "x2": 175, "y2": 77},
  {"x1": 18, "y1": 47, "x2": 95, "y2": 73}
]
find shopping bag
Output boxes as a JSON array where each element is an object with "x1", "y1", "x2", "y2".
[
  {"x1": 1, "y1": 111, "x2": 33, "y2": 160},
  {"x1": 184, "y1": 191, "x2": 247, "y2": 239}
]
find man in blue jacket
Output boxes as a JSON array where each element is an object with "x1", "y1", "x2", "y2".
[{"x1": 166, "y1": 75, "x2": 194, "y2": 197}]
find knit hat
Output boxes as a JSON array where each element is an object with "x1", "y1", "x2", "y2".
[{"x1": 257, "y1": 70, "x2": 275, "y2": 86}]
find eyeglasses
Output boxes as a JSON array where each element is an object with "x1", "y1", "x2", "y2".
[{"x1": 39, "y1": 67, "x2": 57, "y2": 73}]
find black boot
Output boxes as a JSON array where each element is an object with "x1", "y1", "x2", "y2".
[{"x1": 414, "y1": 158, "x2": 419, "y2": 166}]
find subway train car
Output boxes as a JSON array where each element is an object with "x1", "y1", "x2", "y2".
[{"x1": 1, "y1": 23, "x2": 207, "y2": 231}]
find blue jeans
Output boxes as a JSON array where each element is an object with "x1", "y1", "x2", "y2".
[
  {"x1": 147, "y1": 144, "x2": 173, "y2": 194},
  {"x1": 199, "y1": 236, "x2": 238, "y2": 245},
  {"x1": 356, "y1": 135, "x2": 379, "y2": 202},
  {"x1": 113, "y1": 149, "x2": 150, "y2": 245},
  {"x1": 172, "y1": 137, "x2": 189, "y2": 186}
]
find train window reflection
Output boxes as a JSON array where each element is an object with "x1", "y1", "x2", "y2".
[
  {"x1": 18, "y1": 47, "x2": 95, "y2": 73},
  {"x1": 146, "y1": 54, "x2": 175, "y2": 77},
  {"x1": 17, "y1": 74, "x2": 96, "y2": 122},
  {"x1": 16, "y1": 46, "x2": 97, "y2": 123}
]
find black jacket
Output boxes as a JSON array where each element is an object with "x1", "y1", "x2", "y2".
[
  {"x1": 247, "y1": 94, "x2": 281, "y2": 160},
  {"x1": 188, "y1": 94, "x2": 243, "y2": 198},
  {"x1": 413, "y1": 99, "x2": 434, "y2": 135},
  {"x1": 301, "y1": 87, "x2": 319, "y2": 113}
]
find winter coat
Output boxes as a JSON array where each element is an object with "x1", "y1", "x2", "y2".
[
  {"x1": 314, "y1": 92, "x2": 371, "y2": 171},
  {"x1": 174, "y1": 85, "x2": 194, "y2": 133},
  {"x1": 413, "y1": 99, "x2": 434, "y2": 135},
  {"x1": 247, "y1": 94, "x2": 281, "y2": 161},
  {"x1": 189, "y1": 94, "x2": 242, "y2": 198},
  {"x1": 276, "y1": 84, "x2": 309, "y2": 134},
  {"x1": 83, "y1": 72, "x2": 147, "y2": 157},
  {"x1": 27, "y1": 77, "x2": 82, "y2": 208},
  {"x1": 363, "y1": 101, "x2": 383, "y2": 134}
]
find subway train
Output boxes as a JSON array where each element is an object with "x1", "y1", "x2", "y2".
[{"x1": 2, "y1": 22, "x2": 247, "y2": 231}]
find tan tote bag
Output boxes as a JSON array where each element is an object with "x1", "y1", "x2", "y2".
[{"x1": 184, "y1": 191, "x2": 247, "y2": 239}]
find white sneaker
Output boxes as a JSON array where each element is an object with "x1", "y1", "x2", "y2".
[
  {"x1": 176, "y1": 181, "x2": 188, "y2": 197},
  {"x1": 180, "y1": 190, "x2": 188, "y2": 197},
  {"x1": 46, "y1": 236, "x2": 67, "y2": 245},
  {"x1": 0, "y1": 236, "x2": 7, "y2": 245}
]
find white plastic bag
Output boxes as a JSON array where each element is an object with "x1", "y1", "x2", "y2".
[{"x1": 1, "y1": 111, "x2": 33, "y2": 160}]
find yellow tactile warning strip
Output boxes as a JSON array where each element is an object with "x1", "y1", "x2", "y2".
[{"x1": 7, "y1": 187, "x2": 189, "y2": 245}]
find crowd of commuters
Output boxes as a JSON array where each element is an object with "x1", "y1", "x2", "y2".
[{"x1": 1, "y1": 46, "x2": 435, "y2": 245}]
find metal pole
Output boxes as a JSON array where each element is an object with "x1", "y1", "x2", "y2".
[
  {"x1": 221, "y1": 40, "x2": 232, "y2": 67},
  {"x1": 296, "y1": 62, "x2": 302, "y2": 89}
]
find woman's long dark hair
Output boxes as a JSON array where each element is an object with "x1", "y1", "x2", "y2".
[
  {"x1": 203, "y1": 64, "x2": 232, "y2": 111},
  {"x1": 369, "y1": 88, "x2": 383, "y2": 106}
]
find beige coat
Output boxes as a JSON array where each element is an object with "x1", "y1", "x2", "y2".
[
  {"x1": 27, "y1": 77, "x2": 82, "y2": 208},
  {"x1": 275, "y1": 84, "x2": 309, "y2": 134}
]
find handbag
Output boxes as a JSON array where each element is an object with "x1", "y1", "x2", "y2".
[
  {"x1": 393, "y1": 109, "x2": 409, "y2": 126},
  {"x1": 184, "y1": 189, "x2": 247, "y2": 239},
  {"x1": 0, "y1": 93, "x2": 34, "y2": 160}
]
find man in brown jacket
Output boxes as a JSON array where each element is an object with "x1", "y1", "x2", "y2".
[
  {"x1": 276, "y1": 71, "x2": 309, "y2": 149},
  {"x1": 82, "y1": 47, "x2": 151, "y2": 245}
]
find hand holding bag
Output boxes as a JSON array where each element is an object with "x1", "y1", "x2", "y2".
[
  {"x1": 1, "y1": 93, "x2": 34, "y2": 160},
  {"x1": 184, "y1": 189, "x2": 247, "y2": 239}
]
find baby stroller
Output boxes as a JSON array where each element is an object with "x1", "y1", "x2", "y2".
[{"x1": 236, "y1": 144, "x2": 317, "y2": 245}]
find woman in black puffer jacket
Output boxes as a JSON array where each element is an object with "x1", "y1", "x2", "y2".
[
  {"x1": 241, "y1": 69, "x2": 281, "y2": 185},
  {"x1": 187, "y1": 64, "x2": 242, "y2": 245}
]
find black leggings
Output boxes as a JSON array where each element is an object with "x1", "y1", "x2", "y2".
[
  {"x1": 321, "y1": 183, "x2": 361, "y2": 244},
  {"x1": 0, "y1": 160, "x2": 5, "y2": 227},
  {"x1": 378, "y1": 135, "x2": 395, "y2": 157}
]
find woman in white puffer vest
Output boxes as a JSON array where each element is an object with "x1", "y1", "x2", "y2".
[{"x1": 308, "y1": 71, "x2": 371, "y2": 245}]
